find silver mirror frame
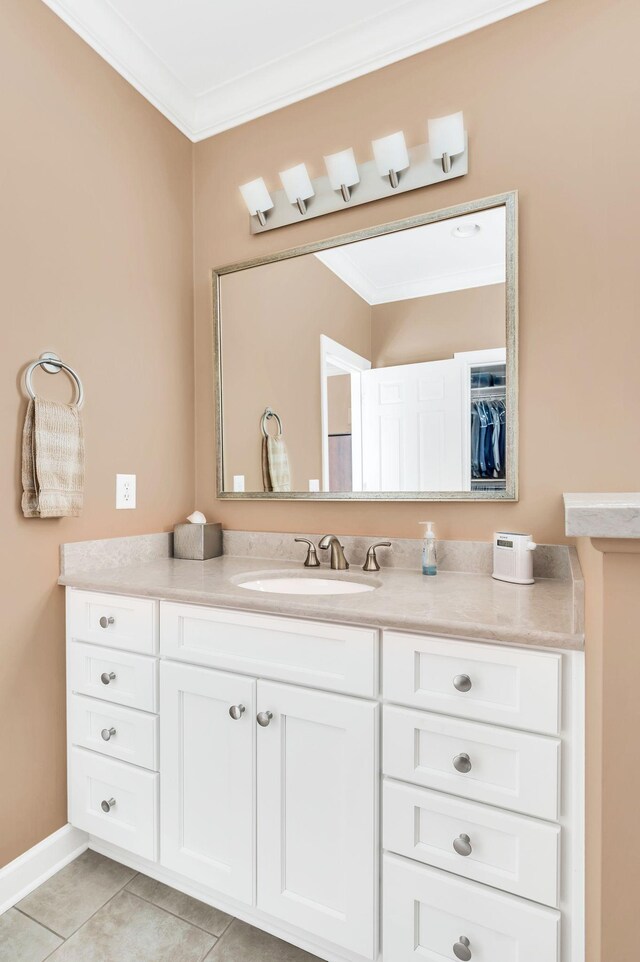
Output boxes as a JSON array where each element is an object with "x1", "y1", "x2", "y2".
[{"x1": 212, "y1": 191, "x2": 518, "y2": 501}]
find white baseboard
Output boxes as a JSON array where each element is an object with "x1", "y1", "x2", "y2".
[{"x1": 0, "y1": 824, "x2": 88, "y2": 915}]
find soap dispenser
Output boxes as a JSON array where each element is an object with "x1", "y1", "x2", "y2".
[{"x1": 420, "y1": 522, "x2": 437, "y2": 576}]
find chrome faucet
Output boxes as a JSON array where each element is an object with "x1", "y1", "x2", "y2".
[{"x1": 318, "y1": 534, "x2": 349, "y2": 570}]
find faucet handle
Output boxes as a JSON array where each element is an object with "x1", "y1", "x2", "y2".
[
  {"x1": 363, "y1": 541, "x2": 392, "y2": 572},
  {"x1": 294, "y1": 538, "x2": 321, "y2": 567}
]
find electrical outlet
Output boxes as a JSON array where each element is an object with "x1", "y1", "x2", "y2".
[{"x1": 116, "y1": 474, "x2": 136, "y2": 509}]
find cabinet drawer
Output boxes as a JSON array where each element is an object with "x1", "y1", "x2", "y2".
[
  {"x1": 383, "y1": 780, "x2": 560, "y2": 906},
  {"x1": 383, "y1": 705, "x2": 560, "y2": 820},
  {"x1": 69, "y1": 642, "x2": 158, "y2": 712},
  {"x1": 161, "y1": 602, "x2": 378, "y2": 697},
  {"x1": 67, "y1": 590, "x2": 158, "y2": 655},
  {"x1": 70, "y1": 694, "x2": 159, "y2": 771},
  {"x1": 383, "y1": 854, "x2": 560, "y2": 962},
  {"x1": 383, "y1": 632, "x2": 561, "y2": 734},
  {"x1": 69, "y1": 748, "x2": 158, "y2": 860}
]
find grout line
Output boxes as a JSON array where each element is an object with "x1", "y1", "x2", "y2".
[
  {"x1": 13, "y1": 907, "x2": 66, "y2": 942},
  {"x1": 37, "y1": 867, "x2": 141, "y2": 960},
  {"x1": 123, "y1": 883, "x2": 230, "y2": 941},
  {"x1": 39, "y1": 887, "x2": 127, "y2": 961}
]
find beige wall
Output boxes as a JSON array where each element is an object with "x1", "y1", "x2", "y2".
[
  {"x1": 0, "y1": 0, "x2": 194, "y2": 866},
  {"x1": 194, "y1": 0, "x2": 640, "y2": 542},
  {"x1": 371, "y1": 285, "x2": 505, "y2": 368},
  {"x1": 221, "y1": 255, "x2": 370, "y2": 490}
]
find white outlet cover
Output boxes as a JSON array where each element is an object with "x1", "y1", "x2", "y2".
[{"x1": 116, "y1": 474, "x2": 136, "y2": 509}]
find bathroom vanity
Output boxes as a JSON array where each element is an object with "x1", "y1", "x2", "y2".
[{"x1": 60, "y1": 536, "x2": 584, "y2": 962}]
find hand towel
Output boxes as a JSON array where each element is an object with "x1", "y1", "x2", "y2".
[
  {"x1": 22, "y1": 398, "x2": 85, "y2": 518},
  {"x1": 262, "y1": 434, "x2": 291, "y2": 492}
]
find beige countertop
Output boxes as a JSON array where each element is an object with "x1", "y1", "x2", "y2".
[
  {"x1": 59, "y1": 553, "x2": 584, "y2": 651},
  {"x1": 564, "y1": 491, "x2": 640, "y2": 538}
]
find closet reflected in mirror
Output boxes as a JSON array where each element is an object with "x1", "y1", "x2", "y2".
[{"x1": 213, "y1": 192, "x2": 517, "y2": 501}]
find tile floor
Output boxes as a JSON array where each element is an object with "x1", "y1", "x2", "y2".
[{"x1": 0, "y1": 850, "x2": 321, "y2": 962}]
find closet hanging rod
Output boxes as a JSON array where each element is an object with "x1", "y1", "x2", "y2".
[
  {"x1": 24, "y1": 352, "x2": 84, "y2": 408},
  {"x1": 471, "y1": 388, "x2": 506, "y2": 400}
]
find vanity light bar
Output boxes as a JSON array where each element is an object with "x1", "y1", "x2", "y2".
[{"x1": 238, "y1": 112, "x2": 468, "y2": 234}]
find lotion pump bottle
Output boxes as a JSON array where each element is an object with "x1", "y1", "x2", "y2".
[{"x1": 420, "y1": 521, "x2": 437, "y2": 576}]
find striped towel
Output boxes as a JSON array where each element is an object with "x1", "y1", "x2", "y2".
[
  {"x1": 22, "y1": 398, "x2": 85, "y2": 518},
  {"x1": 262, "y1": 435, "x2": 291, "y2": 492}
]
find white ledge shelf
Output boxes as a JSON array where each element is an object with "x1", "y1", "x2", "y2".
[{"x1": 564, "y1": 493, "x2": 640, "y2": 538}]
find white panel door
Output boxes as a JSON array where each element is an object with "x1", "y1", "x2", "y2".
[
  {"x1": 257, "y1": 681, "x2": 378, "y2": 959},
  {"x1": 160, "y1": 661, "x2": 255, "y2": 904},
  {"x1": 361, "y1": 358, "x2": 466, "y2": 492}
]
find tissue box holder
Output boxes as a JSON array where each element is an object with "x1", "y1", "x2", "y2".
[{"x1": 173, "y1": 522, "x2": 222, "y2": 561}]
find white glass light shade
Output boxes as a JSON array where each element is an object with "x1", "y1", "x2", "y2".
[
  {"x1": 371, "y1": 131, "x2": 409, "y2": 177},
  {"x1": 323, "y1": 148, "x2": 360, "y2": 191},
  {"x1": 239, "y1": 177, "x2": 273, "y2": 216},
  {"x1": 279, "y1": 163, "x2": 315, "y2": 204},
  {"x1": 428, "y1": 111, "x2": 465, "y2": 159}
]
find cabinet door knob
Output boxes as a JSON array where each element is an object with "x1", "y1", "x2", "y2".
[
  {"x1": 229, "y1": 704, "x2": 246, "y2": 720},
  {"x1": 453, "y1": 752, "x2": 472, "y2": 773},
  {"x1": 257, "y1": 710, "x2": 273, "y2": 727},
  {"x1": 99, "y1": 616, "x2": 115, "y2": 629},
  {"x1": 453, "y1": 833, "x2": 472, "y2": 857},
  {"x1": 453, "y1": 936, "x2": 472, "y2": 961},
  {"x1": 101, "y1": 727, "x2": 116, "y2": 741},
  {"x1": 101, "y1": 797, "x2": 116, "y2": 813},
  {"x1": 453, "y1": 673, "x2": 472, "y2": 693},
  {"x1": 100, "y1": 671, "x2": 116, "y2": 685}
]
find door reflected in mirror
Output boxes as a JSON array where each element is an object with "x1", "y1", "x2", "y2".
[{"x1": 214, "y1": 193, "x2": 517, "y2": 500}]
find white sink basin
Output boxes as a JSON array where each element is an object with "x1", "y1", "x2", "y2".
[{"x1": 237, "y1": 576, "x2": 378, "y2": 595}]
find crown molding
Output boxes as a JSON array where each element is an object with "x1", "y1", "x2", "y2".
[
  {"x1": 42, "y1": 0, "x2": 549, "y2": 143},
  {"x1": 315, "y1": 249, "x2": 505, "y2": 305},
  {"x1": 40, "y1": 0, "x2": 196, "y2": 136}
]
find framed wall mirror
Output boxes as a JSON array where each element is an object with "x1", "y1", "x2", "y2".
[{"x1": 213, "y1": 191, "x2": 517, "y2": 501}]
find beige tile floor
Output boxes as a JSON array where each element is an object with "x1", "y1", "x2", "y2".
[{"x1": 0, "y1": 850, "x2": 321, "y2": 962}]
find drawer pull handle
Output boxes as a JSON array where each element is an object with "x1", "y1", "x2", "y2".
[
  {"x1": 229, "y1": 704, "x2": 246, "y2": 720},
  {"x1": 453, "y1": 752, "x2": 472, "y2": 774},
  {"x1": 100, "y1": 672, "x2": 116, "y2": 685},
  {"x1": 101, "y1": 727, "x2": 116, "y2": 741},
  {"x1": 453, "y1": 936, "x2": 472, "y2": 961},
  {"x1": 257, "y1": 710, "x2": 273, "y2": 728},
  {"x1": 453, "y1": 673, "x2": 472, "y2": 693},
  {"x1": 453, "y1": 833, "x2": 472, "y2": 857},
  {"x1": 99, "y1": 616, "x2": 115, "y2": 629},
  {"x1": 101, "y1": 797, "x2": 116, "y2": 813}
]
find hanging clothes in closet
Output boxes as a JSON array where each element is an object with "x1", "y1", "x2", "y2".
[{"x1": 471, "y1": 397, "x2": 506, "y2": 480}]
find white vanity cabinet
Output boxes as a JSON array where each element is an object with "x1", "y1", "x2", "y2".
[{"x1": 65, "y1": 587, "x2": 583, "y2": 962}]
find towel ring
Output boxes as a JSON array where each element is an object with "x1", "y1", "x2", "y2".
[
  {"x1": 25, "y1": 353, "x2": 84, "y2": 408},
  {"x1": 261, "y1": 407, "x2": 282, "y2": 438}
]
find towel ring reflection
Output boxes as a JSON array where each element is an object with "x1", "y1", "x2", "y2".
[
  {"x1": 261, "y1": 407, "x2": 282, "y2": 438},
  {"x1": 24, "y1": 353, "x2": 84, "y2": 408}
]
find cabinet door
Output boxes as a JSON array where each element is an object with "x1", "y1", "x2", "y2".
[
  {"x1": 257, "y1": 681, "x2": 378, "y2": 959},
  {"x1": 160, "y1": 661, "x2": 255, "y2": 904}
]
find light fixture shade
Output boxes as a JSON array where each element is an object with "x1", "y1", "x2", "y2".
[
  {"x1": 371, "y1": 131, "x2": 409, "y2": 177},
  {"x1": 239, "y1": 177, "x2": 273, "y2": 216},
  {"x1": 279, "y1": 163, "x2": 315, "y2": 204},
  {"x1": 428, "y1": 111, "x2": 465, "y2": 159},
  {"x1": 323, "y1": 148, "x2": 360, "y2": 191}
]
